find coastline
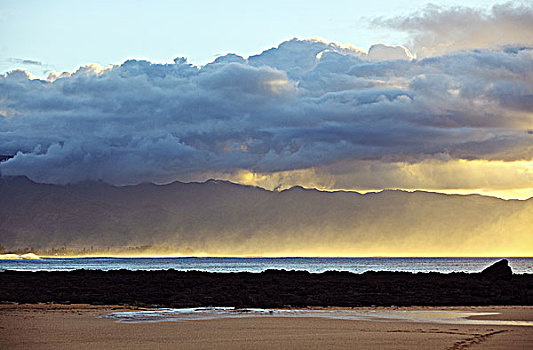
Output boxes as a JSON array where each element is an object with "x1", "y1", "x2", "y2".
[
  {"x1": 1, "y1": 303, "x2": 532, "y2": 349},
  {"x1": 2, "y1": 260, "x2": 530, "y2": 348}
]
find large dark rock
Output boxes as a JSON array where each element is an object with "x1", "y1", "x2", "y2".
[{"x1": 480, "y1": 259, "x2": 513, "y2": 280}]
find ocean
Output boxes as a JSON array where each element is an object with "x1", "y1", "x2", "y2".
[{"x1": 1, "y1": 257, "x2": 531, "y2": 274}]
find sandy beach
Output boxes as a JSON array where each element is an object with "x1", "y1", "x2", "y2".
[{"x1": 0, "y1": 304, "x2": 531, "y2": 350}]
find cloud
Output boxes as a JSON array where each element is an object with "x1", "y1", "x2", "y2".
[
  {"x1": 0, "y1": 37, "x2": 532, "y2": 190},
  {"x1": 372, "y1": 1, "x2": 533, "y2": 57},
  {"x1": 7, "y1": 58, "x2": 43, "y2": 66},
  {"x1": 366, "y1": 44, "x2": 414, "y2": 61}
]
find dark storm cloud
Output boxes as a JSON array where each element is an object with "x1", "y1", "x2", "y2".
[{"x1": 0, "y1": 38, "x2": 532, "y2": 185}]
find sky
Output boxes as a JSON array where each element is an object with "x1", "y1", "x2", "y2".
[
  {"x1": 0, "y1": 0, "x2": 509, "y2": 75},
  {"x1": 1, "y1": 0, "x2": 532, "y2": 200}
]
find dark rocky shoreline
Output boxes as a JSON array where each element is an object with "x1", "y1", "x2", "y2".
[{"x1": 1, "y1": 260, "x2": 531, "y2": 308}]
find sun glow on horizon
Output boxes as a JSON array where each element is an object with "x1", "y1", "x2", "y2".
[
  {"x1": 33, "y1": 250, "x2": 533, "y2": 259},
  {"x1": 223, "y1": 159, "x2": 533, "y2": 200}
]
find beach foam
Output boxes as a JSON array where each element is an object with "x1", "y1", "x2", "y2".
[{"x1": 0, "y1": 253, "x2": 40, "y2": 260}]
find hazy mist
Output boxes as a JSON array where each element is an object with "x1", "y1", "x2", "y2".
[{"x1": 1, "y1": 177, "x2": 531, "y2": 257}]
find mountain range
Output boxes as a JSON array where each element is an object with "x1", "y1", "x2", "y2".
[{"x1": 1, "y1": 176, "x2": 531, "y2": 256}]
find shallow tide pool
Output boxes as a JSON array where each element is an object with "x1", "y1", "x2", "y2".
[{"x1": 102, "y1": 307, "x2": 533, "y2": 326}]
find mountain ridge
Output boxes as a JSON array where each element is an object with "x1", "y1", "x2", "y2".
[
  {"x1": 1, "y1": 176, "x2": 531, "y2": 256},
  {"x1": 1, "y1": 175, "x2": 528, "y2": 202}
]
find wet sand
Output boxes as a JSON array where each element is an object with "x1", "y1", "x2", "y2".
[{"x1": 0, "y1": 304, "x2": 531, "y2": 349}]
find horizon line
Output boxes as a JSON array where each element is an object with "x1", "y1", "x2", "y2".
[
  {"x1": 3, "y1": 253, "x2": 532, "y2": 259},
  {"x1": 2, "y1": 174, "x2": 532, "y2": 201}
]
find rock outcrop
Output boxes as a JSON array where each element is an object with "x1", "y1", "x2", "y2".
[
  {"x1": 1, "y1": 267, "x2": 531, "y2": 307},
  {"x1": 480, "y1": 259, "x2": 513, "y2": 280}
]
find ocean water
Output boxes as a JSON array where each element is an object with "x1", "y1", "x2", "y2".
[{"x1": 0, "y1": 257, "x2": 531, "y2": 274}]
